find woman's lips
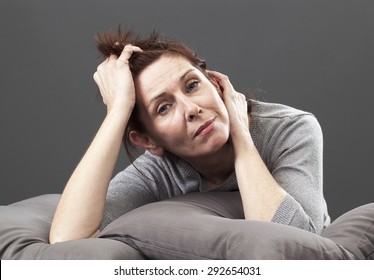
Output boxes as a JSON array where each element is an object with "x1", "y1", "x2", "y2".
[{"x1": 194, "y1": 118, "x2": 216, "y2": 137}]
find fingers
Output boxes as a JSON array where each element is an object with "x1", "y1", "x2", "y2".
[
  {"x1": 206, "y1": 70, "x2": 229, "y2": 82},
  {"x1": 207, "y1": 70, "x2": 247, "y2": 104},
  {"x1": 117, "y1": 44, "x2": 143, "y2": 64},
  {"x1": 108, "y1": 53, "x2": 118, "y2": 62},
  {"x1": 206, "y1": 70, "x2": 234, "y2": 92},
  {"x1": 100, "y1": 44, "x2": 143, "y2": 65},
  {"x1": 93, "y1": 44, "x2": 142, "y2": 84},
  {"x1": 93, "y1": 43, "x2": 142, "y2": 109}
]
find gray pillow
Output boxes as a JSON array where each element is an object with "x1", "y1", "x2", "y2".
[
  {"x1": 0, "y1": 194, "x2": 144, "y2": 260},
  {"x1": 99, "y1": 191, "x2": 356, "y2": 259},
  {"x1": 321, "y1": 203, "x2": 374, "y2": 260}
]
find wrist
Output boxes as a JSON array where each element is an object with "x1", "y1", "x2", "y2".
[
  {"x1": 107, "y1": 102, "x2": 134, "y2": 119},
  {"x1": 105, "y1": 108, "x2": 132, "y2": 129},
  {"x1": 231, "y1": 129, "x2": 255, "y2": 154}
]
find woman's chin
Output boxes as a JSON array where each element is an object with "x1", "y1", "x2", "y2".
[{"x1": 199, "y1": 136, "x2": 231, "y2": 156}]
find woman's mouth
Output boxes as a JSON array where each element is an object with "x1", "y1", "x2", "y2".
[{"x1": 194, "y1": 117, "x2": 216, "y2": 137}]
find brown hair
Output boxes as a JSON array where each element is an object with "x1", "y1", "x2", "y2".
[{"x1": 95, "y1": 27, "x2": 209, "y2": 160}]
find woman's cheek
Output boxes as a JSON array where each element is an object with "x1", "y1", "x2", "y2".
[{"x1": 157, "y1": 122, "x2": 183, "y2": 144}]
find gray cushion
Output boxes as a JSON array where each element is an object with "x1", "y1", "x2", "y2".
[
  {"x1": 321, "y1": 203, "x2": 374, "y2": 260},
  {"x1": 99, "y1": 191, "x2": 356, "y2": 259},
  {"x1": 2, "y1": 192, "x2": 372, "y2": 260},
  {"x1": 0, "y1": 194, "x2": 144, "y2": 260}
]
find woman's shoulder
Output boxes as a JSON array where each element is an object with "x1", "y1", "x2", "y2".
[
  {"x1": 250, "y1": 99, "x2": 314, "y2": 120},
  {"x1": 250, "y1": 100, "x2": 323, "y2": 155},
  {"x1": 250, "y1": 100, "x2": 322, "y2": 138}
]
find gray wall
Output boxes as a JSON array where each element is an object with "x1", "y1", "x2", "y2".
[{"x1": 1, "y1": 0, "x2": 373, "y2": 220}]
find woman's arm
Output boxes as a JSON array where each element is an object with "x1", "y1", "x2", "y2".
[
  {"x1": 268, "y1": 113, "x2": 326, "y2": 232},
  {"x1": 49, "y1": 45, "x2": 142, "y2": 244},
  {"x1": 209, "y1": 71, "x2": 327, "y2": 233},
  {"x1": 233, "y1": 138, "x2": 287, "y2": 221},
  {"x1": 208, "y1": 71, "x2": 286, "y2": 221}
]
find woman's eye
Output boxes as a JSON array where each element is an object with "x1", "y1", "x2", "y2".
[
  {"x1": 186, "y1": 81, "x2": 199, "y2": 93},
  {"x1": 157, "y1": 104, "x2": 170, "y2": 115}
]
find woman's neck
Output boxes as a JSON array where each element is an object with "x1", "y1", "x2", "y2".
[{"x1": 187, "y1": 141, "x2": 236, "y2": 189}]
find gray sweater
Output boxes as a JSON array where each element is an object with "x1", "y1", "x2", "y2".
[{"x1": 102, "y1": 100, "x2": 330, "y2": 233}]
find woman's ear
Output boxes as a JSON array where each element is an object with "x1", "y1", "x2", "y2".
[
  {"x1": 129, "y1": 130, "x2": 164, "y2": 156},
  {"x1": 207, "y1": 73, "x2": 223, "y2": 99}
]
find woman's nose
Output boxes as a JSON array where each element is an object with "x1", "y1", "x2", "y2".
[{"x1": 180, "y1": 97, "x2": 202, "y2": 122}]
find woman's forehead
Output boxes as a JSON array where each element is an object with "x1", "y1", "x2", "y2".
[{"x1": 135, "y1": 55, "x2": 200, "y2": 100}]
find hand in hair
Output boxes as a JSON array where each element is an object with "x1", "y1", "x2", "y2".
[{"x1": 93, "y1": 44, "x2": 143, "y2": 114}]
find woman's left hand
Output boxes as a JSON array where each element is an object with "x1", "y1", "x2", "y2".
[{"x1": 207, "y1": 71, "x2": 250, "y2": 143}]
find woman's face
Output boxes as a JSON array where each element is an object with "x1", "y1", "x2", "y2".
[{"x1": 134, "y1": 55, "x2": 230, "y2": 161}]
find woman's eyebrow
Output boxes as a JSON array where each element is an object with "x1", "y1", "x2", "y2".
[
  {"x1": 147, "y1": 69, "x2": 196, "y2": 107},
  {"x1": 147, "y1": 92, "x2": 168, "y2": 107},
  {"x1": 179, "y1": 69, "x2": 195, "y2": 81}
]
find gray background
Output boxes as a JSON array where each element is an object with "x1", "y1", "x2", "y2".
[{"x1": 1, "y1": 0, "x2": 373, "y2": 221}]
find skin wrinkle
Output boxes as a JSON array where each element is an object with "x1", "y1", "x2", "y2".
[{"x1": 146, "y1": 69, "x2": 198, "y2": 110}]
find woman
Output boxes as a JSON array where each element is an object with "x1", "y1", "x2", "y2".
[{"x1": 49, "y1": 29, "x2": 330, "y2": 244}]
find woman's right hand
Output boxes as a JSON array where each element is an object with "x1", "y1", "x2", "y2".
[{"x1": 93, "y1": 44, "x2": 143, "y2": 114}]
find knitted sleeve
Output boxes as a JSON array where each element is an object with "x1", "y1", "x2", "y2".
[{"x1": 268, "y1": 114, "x2": 328, "y2": 234}]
